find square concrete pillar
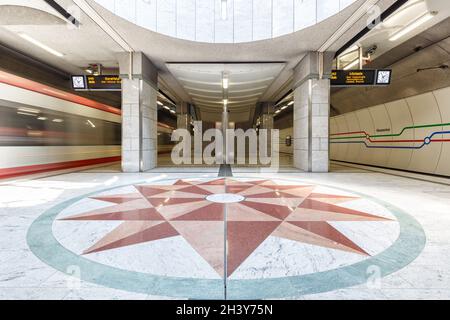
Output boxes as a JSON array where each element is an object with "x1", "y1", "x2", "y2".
[
  {"x1": 293, "y1": 52, "x2": 333, "y2": 172},
  {"x1": 118, "y1": 52, "x2": 158, "y2": 172},
  {"x1": 177, "y1": 114, "x2": 191, "y2": 130},
  {"x1": 261, "y1": 114, "x2": 274, "y2": 130},
  {"x1": 177, "y1": 102, "x2": 191, "y2": 130}
]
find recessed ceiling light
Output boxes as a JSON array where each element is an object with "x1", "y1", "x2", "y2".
[
  {"x1": 18, "y1": 107, "x2": 40, "y2": 114},
  {"x1": 37, "y1": 117, "x2": 48, "y2": 121},
  {"x1": 343, "y1": 59, "x2": 360, "y2": 70},
  {"x1": 17, "y1": 111, "x2": 37, "y2": 117},
  {"x1": 18, "y1": 32, "x2": 64, "y2": 57},
  {"x1": 222, "y1": 77, "x2": 229, "y2": 89},
  {"x1": 384, "y1": 0, "x2": 423, "y2": 25},
  {"x1": 157, "y1": 101, "x2": 163, "y2": 106},
  {"x1": 86, "y1": 120, "x2": 96, "y2": 128},
  {"x1": 288, "y1": 101, "x2": 294, "y2": 106},
  {"x1": 389, "y1": 11, "x2": 437, "y2": 42},
  {"x1": 53, "y1": 119, "x2": 64, "y2": 123}
]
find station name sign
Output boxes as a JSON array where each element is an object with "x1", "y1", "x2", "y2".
[
  {"x1": 71, "y1": 75, "x2": 122, "y2": 91},
  {"x1": 331, "y1": 70, "x2": 392, "y2": 87}
]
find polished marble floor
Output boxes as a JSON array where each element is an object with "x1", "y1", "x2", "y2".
[{"x1": 1, "y1": 165, "x2": 450, "y2": 299}]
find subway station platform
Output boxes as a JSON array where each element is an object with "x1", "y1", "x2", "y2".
[
  {"x1": 1, "y1": 0, "x2": 450, "y2": 304},
  {"x1": 1, "y1": 164, "x2": 449, "y2": 300}
]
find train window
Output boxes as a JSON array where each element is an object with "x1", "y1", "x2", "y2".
[{"x1": 0, "y1": 104, "x2": 121, "y2": 146}]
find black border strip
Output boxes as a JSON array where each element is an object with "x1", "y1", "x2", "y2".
[
  {"x1": 335, "y1": 0, "x2": 410, "y2": 58},
  {"x1": 44, "y1": 0, "x2": 80, "y2": 27},
  {"x1": 332, "y1": 159, "x2": 450, "y2": 181}
]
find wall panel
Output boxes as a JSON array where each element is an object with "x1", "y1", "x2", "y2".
[
  {"x1": 368, "y1": 104, "x2": 393, "y2": 166},
  {"x1": 343, "y1": 112, "x2": 362, "y2": 163},
  {"x1": 330, "y1": 118, "x2": 338, "y2": 159},
  {"x1": 432, "y1": 87, "x2": 450, "y2": 176},
  {"x1": 406, "y1": 92, "x2": 442, "y2": 174},
  {"x1": 384, "y1": 99, "x2": 414, "y2": 170},
  {"x1": 334, "y1": 115, "x2": 350, "y2": 161},
  {"x1": 354, "y1": 109, "x2": 376, "y2": 166},
  {"x1": 330, "y1": 85, "x2": 450, "y2": 177}
]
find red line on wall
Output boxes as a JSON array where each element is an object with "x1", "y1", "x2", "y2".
[
  {"x1": 0, "y1": 156, "x2": 121, "y2": 180},
  {"x1": 0, "y1": 70, "x2": 121, "y2": 115},
  {"x1": 368, "y1": 139, "x2": 424, "y2": 143}
]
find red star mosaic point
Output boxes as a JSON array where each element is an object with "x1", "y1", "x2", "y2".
[{"x1": 62, "y1": 178, "x2": 391, "y2": 277}]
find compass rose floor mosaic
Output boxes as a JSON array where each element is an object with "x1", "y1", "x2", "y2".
[{"x1": 3, "y1": 168, "x2": 450, "y2": 299}]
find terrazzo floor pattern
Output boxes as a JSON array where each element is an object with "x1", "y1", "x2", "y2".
[{"x1": 1, "y1": 168, "x2": 450, "y2": 300}]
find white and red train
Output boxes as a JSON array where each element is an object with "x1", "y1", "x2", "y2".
[{"x1": 0, "y1": 70, "x2": 174, "y2": 179}]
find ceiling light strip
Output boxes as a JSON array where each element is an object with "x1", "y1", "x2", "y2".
[
  {"x1": 18, "y1": 33, "x2": 64, "y2": 57},
  {"x1": 389, "y1": 11, "x2": 436, "y2": 41}
]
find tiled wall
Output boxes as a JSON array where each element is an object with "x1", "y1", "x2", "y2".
[
  {"x1": 94, "y1": 0, "x2": 357, "y2": 43},
  {"x1": 330, "y1": 86, "x2": 450, "y2": 176}
]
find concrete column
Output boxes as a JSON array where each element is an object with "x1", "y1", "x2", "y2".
[
  {"x1": 260, "y1": 102, "x2": 275, "y2": 130},
  {"x1": 260, "y1": 102, "x2": 275, "y2": 158},
  {"x1": 293, "y1": 52, "x2": 333, "y2": 172},
  {"x1": 117, "y1": 52, "x2": 158, "y2": 172},
  {"x1": 177, "y1": 102, "x2": 191, "y2": 130},
  {"x1": 222, "y1": 110, "x2": 230, "y2": 164}
]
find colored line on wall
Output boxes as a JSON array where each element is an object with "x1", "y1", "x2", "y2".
[
  {"x1": 330, "y1": 122, "x2": 450, "y2": 141},
  {"x1": 330, "y1": 131, "x2": 450, "y2": 150}
]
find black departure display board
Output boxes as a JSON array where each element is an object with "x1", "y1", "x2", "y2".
[
  {"x1": 331, "y1": 70, "x2": 392, "y2": 87},
  {"x1": 71, "y1": 75, "x2": 122, "y2": 91}
]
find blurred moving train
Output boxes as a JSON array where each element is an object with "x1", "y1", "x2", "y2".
[{"x1": 0, "y1": 70, "x2": 175, "y2": 179}]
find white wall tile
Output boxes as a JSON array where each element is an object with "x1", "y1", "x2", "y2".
[
  {"x1": 157, "y1": 0, "x2": 176, "y2": 37},
  {"x1": 136, "y1": 0, "x2": 157, "y2": 31},
  {"x1": 294, "y1": 0, "x2": 316, "y2": 31},
  {"x1": 273, "y1": 0, "x2": 294, "y2": 38},
  {"x1": 253, "y1": 0, "x2": 272, "y2": 41},
  {"x1": 196, "y1": 0, "x2": 215, "y2": 42},
  {"x1": 177, "y1": 0, "x2": 196, "y2": 41},
  {"x1": 234, "y1": 0, "x2": 253, "y2": 43},
  {"x1": 94, "y1": 0, "x2": 355, "y2": 43},
  {"x1": 214, "y1": 0, "x2": 234, "y2": 43}
]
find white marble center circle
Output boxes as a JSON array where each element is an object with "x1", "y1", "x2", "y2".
[{"x1": 206, "y1": 193, "x2": 245, "y2": 204}]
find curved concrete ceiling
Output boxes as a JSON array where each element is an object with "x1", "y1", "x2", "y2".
[
  {"x1": 85, "y1": 0, "x2": 396, "y2": 103},
  {"x1": 353, "y1": 0, "x2": 450, "y2": 61},
  {"x1": 0, "y1": 0, "x2": 398, "y2": 121},
  {"x1": 0, "y1": 5, "x2": 66, "y2": 25},
  {"x1": 331, "y1": 17, "x2": 450, "y2": 114}
]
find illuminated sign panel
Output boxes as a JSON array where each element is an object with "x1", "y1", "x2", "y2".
[
  {"x1": 71, "y1": 75, "x2": 122, "y2": 91},
  {"x1": 331, "y1": 70, "x2": 392, "y2": 87}
]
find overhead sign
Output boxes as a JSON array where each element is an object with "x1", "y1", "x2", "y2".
[
  {"x1": 71, "y1": 75, "x2": 122, "y2": 91},
  {"x1": 331, "y1": 70, "x2": 392, "y2": 87}
]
